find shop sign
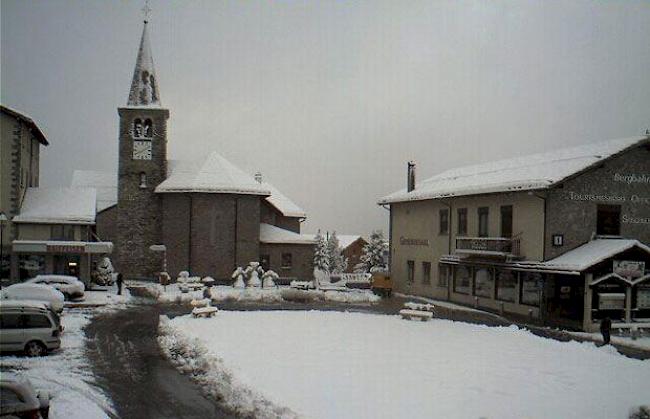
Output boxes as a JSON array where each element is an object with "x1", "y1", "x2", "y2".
[
  {"x1": 613, "y1": 260, "x2": 645, "y2": 278},
  {"x1": 399, "y1": 237, "x2": 429, "y2": 246},
  {"x1": 598, "y1": 293, "x2": 625, "y2": 310},
  {"x1": 47, "y1": 244, "x2": 85, "y2": 254}
]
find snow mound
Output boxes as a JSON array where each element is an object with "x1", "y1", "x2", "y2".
[{"x1": 158, "y1": 316, "x2": 299, "y2": 419}]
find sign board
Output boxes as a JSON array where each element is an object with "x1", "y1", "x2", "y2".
[
  {"x1": 637, "y1": 285, "x2": 650, "y2": 309},
  {"x1": 613, "y1": 260, "x2": 645, "y2": 278},
  {"x1": 47, "y1": 244, "x2": 85, "y2": 254},
  {"x1": 598, "y1": 293, "x2": 625, "y2": 310}
]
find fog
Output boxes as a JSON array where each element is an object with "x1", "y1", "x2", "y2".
[{"x1": 2, "y1": 0, "x2": 649, "y2": 235}]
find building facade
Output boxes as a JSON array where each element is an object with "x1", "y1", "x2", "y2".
[{"x1": 380, "y1": 136, "x2": 650, "y2": 331}]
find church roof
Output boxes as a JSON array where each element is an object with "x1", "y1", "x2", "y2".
[
  {"x1": 260, "y1": 223, "x2": 316, "y2": 245},
  {"x1": 70, "y1": 170, "x2": 118, "y2": 212},
  {"x1": 155, "y1": 152, "x2": 271, "y2": 195},
  {"x1": 1, "y1": 104, "x2": 49, "y2": 145},
  {"x1": 127, "y1": 21, "x2": 161, "y2": 107},
  {"x1": 261, "y1": 182, "x2": 307, "y2": 218},
  {"x1": 13, "y1": 187, "x2": 96, "y2": 225}
]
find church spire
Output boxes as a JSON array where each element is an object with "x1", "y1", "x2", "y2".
[{"x1": 127, "y1": 18, "x2": 161, "y2": 107}]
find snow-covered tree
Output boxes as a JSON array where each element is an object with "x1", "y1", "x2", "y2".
[
  {"x1": 313, "y1": 231, "x2": 329, "y2": 272},
  {"x1": 354, "y1": 230, "x2": 388, "y2": 273},
  {"x1": 326, "y1": 232, "x2": 348, "y2": 274}
]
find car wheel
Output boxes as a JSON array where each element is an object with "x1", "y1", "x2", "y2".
[{"x1": 25, "y1": 340, "x2": 47, "y2": 357}]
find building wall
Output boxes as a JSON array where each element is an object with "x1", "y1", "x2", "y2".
[
  {"x1": 259, "y1": 243, "x2": 314, "y2": 281},
  {"x1": 16, "y1": 223, "x2": 89, "y2": 241},
  {"x1": 115, "y1": 107, "x2": 169, "y2": 279},
  {"x1": 162, "y1": 193, "x2": 261, "y2": 280},
  {"x1": 95, "y1": 206, "x2": 117, "y2": 245},
  {"x1": 260, "y1": 201, "x2": 301, "y2": 233},
  {"x1": 389, "y1": 192, "x2": 545, "y2": 298},
  {"x1": 545, "y1": 144, "x2": 650, "y2": 259}
]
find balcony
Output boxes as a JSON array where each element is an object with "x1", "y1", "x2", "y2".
[{"x1": 455, "y1": 237, "x2": 521, "y2": 257}]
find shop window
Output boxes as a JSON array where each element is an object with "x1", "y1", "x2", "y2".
[
  {"x1": 457, "y1": 208, "x2": 467, "y2": 236},
  {"x1": 496, "y1": 269, "x2": 517, "y2": 302},
  {"x1": 474, "y1": 268, "x2": 493, "y2": 298},
  {"x1": 281, "y1": 253, "x2": 292, "y2": 269},
  {"x1": 18, "y1": 255, "x2": 45, "y2": 280},
  {"x1": 439, "y1": 209, "x2": 449, "y2": 235},
  {"x1": 521, "y1": 272, "x2": 542, "y2": 306},
  {"x1": 422, "y1": 262, "x2": 431, "y2": 284},
  {"x1": 478, "y1": 207, "x2": 489, "y2": 237},
  {"x1": 438, "y1": 265, "x2": 449, "y2": 287},
  {"x1": 454, "y1": 265, "x2": 471, "y2": 294},
  {"x1": 500, "y1": 205, "x2": 513, "y2": 238},
  {"x1": 407, "y1": 260, "x2": 415, "y2": 284},
  {"x1": 596, "y1": 205, "x2": 621, "y2": 236},
  {"x1": 260, "y1": 255, "x2": 270, "y2": 271}
]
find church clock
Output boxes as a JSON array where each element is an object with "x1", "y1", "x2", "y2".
[{"x1": 133, "y1": 140, "x2": 152, "y2": 160}]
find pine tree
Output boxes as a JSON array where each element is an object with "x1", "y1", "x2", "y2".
[
  {"x1": 313, "y1": 231, "x2": 330, "y2": 272},
  {"x1": 354, "y1": 230, "x2": 388, "y2": 273},
  {"x1": 326, "y1": 232, "x2": 348, "y2": 274}
]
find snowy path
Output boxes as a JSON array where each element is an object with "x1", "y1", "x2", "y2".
[
  {"x1": 165, "y1": 310, "x2": 650, "y2": 419},
  {"x1": 0, "y1": 308, "x2": 116, "y2": 419}
]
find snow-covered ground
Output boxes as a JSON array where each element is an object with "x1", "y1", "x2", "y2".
[
  {"x1": 1, "y1": 290, "x2": 131, "y2": 418},
  {"x1": 162, "y1": 310, "x2": 650, "y2": 419},
  {"x1": 65, "y1": 286, "x2": 131, "y2": 307},
  {"x1": 143, "y1": 283, "x2": 380, "y2": 304},
  {"x1": 568, "y1": 331, "x2": 650, "y2": 351}
]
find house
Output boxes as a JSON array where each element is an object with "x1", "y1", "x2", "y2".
[{"x1": 379, "y1": 135, "x2": 650, "y2": 331}]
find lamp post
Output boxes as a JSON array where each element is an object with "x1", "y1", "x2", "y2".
[{"x1": 0, "y1": 212, "x2": 8, "y2": 286}]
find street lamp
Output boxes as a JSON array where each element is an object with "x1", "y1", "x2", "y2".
[{"x1": 0, "y1": 212, "x2": 9, "y2": 286}]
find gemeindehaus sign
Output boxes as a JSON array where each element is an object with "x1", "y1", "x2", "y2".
[{"x1": 399, "y1": 237, "x2": 430, "y2": 246}]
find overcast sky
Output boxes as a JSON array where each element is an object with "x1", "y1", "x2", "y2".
[{"x1": 2, "y1": 0, "x2": 649, "y2": 235}]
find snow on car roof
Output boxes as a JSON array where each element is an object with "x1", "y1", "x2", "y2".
[
  {"x1": 12, "y1": 187, "x2": 96, "y2": 225},
  {"x1": 71, "y1": 170, "x2": 117, "y2": 212},
  {"x1": 379, "y1": 136, "x2": 648, "y2": 204},
  {"x1": 260, "y1": 223, "x2": 316, "y2": 245},
  {"x1": 156, "y1": 152, "x2": 271, "y2": 195}
]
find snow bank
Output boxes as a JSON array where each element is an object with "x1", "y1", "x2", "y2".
[
  {"x1": 166, "y1": 311, "x2": 650, "y2": 419},
  {"x1": 157, "y1": 316, "x2": 299, "y2": 419}
]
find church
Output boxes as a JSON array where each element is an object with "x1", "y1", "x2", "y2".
[{"x1": 77, "y1": 19, "x2": 316, "y2": 282}]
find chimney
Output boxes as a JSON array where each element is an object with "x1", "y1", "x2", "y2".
[
  {"x1": 407, "y1": 161, "x2": 416, "y2": 192},
  {"x1": 254, "y1": 171, "x2": 263, "y2": 184}
]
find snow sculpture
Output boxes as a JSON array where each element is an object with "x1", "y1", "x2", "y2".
[
  {"x1": 95, "y1": 257, "x2": 115, "y2": 286},
  {"x1": 262, "y1": 270, "x2": 279, "y2": 288},
  {"x1": 313, "y1": 268, "x2": 329, "y2": 289},
  {"x1": 231, "y1": 267, "x2": 246, "y2": 289},
  {"x1": 246, "y1": 262, "x2": 262, "y2": 287}
]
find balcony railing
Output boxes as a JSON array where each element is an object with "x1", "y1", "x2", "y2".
[{"x1": 455, "y1": 236, "x2": 521, "y2": 257}]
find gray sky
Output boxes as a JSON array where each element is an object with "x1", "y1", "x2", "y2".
[{"x1": 2, "y1": 0, "x2": 649, "y2": 235}]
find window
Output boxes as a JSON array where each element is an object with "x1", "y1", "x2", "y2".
[
  {"x1": 496, "y1": 269, "x2": 517, "y2": 302},
  {"x1": 0, "y1": 314, "x2": 22, "y2": 329},
  {"x1": 457, "y1": 208, "x2": 468, "y2": 236},
  {"x1": 23, "y1": 314, "x2": 52, "y2": 328},
  {"x1": 454, "y1": 265, "x2": 471, "y2": 294},
  {"x1": 143, "y1": 119, "x2": 153, "y2": 138},
  {"x1": 422, "y1": 262, "x2": 431, "y2": 284},
  {"x1": 478, "y1": 207, "x2": 489, "y2": 237},
  {"x1": 139, "y1": 172, "x2": 148, "y2": 188},
  {"x1": 64, "y1": 225, "x2": 75, "y2": 240},
  {"x1": 521, "y1": 272, "x2": 542, "y2": 306},
  {"x1": 439, "y1": 209, "x2": 449, "y2": 235},
  {"x1": 474, "y1": 268, "x2": 493, "y2": 298},
  {"x1": 438, "y1": 265, "x2": 449, "y2": 287},
  {"x1": 597, "y1": 204, "x2": 621, "y2": 236},
  {"x1": 407, "y1": 260, "x2": 415, "y2": 284},
  {"x1": 500, "y1": 205, "x2": 513, "y2": 238},
  {"x1": 51, "y1": 225, "x2": 64, "y2": 240},
  {"x1": 133, "y1": 118, "x2": 143, "y2": 138},
  {"x1": 281, "y1": 253, "x2": 292, "y2": 269},
  {"x1": 260, "y1": 255, "x2": 270, "y2": 271}
]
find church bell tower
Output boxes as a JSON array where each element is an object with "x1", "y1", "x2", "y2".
[{"x1": 115, "y1": 18, "x2": 169, "y2": 279}]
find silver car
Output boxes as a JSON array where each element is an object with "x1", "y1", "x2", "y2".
[
  {"x1": 0, "y1": 372, "x2": 51, "y2": 418},
  {"x1": 0, "y1": 300, "x2": 62, "y2": 356}
]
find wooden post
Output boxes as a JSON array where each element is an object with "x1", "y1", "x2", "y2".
[{"x1": 583, "y1": 273, "x2": 593, "y2": 332}]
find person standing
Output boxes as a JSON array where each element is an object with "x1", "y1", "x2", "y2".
[
  {"x1": 600, "y1": 316, "x2": 612, "y2": 345},
  {"x1": 116, "y1": 272, "x2": 124, "y2": 296}
]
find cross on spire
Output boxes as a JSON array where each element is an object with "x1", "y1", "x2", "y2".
[{"x1": 142, "y1": 0, "x2": 152, "y2": 23}]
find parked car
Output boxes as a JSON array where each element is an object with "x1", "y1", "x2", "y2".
[
  {"x1": 0, "y1": 372, "x2": 51, "y2": 418},
  {"x1": 0, "y1": 284, "x2": 65, "y2": 313},
  {"x1": 0, "y1": 300, "x2": 62, "y2": 356},
  {"x1": 26, "y1": 275, "x2": 85, "y2": 301}
]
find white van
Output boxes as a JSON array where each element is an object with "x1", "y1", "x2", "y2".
[{"x1": 0, "y1": 300, "x2": 62, "y2": 356}]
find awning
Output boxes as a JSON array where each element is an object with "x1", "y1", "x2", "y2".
[{"x1": 12, "y1": 240, "x2": 113, "y2": 254}]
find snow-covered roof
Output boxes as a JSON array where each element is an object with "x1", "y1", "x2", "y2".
[
  {"x1": 1, "y1": 104, "x2": 49, "y2": 145},
  {"x1": 539, "y1": 239, "x2": 650, "y2": 272},
  {"x1": 260, "y1": 223, "x2": 316, "y2": 245},
  {"x1": 127, "y1": 21, "x2": 162, "y2": 107},
  {"x1": 262, "y1": 182, "x2": 306, "y2": 218},
  {"x1": 156, "y1": 152, "x2": 271, "y2": 195},
  {"x1": 13, "y1": 187, "x2": 96, "y2": 225},
  {"x1": 379, "y1": 136, "x2": 648, "y2": 204},
  {"x1": 70, "y1": 170, "x2": 117, "y2": 212}
]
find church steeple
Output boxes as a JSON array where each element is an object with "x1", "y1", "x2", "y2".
[{"x1": 127, "y1": 20, "x2": 161, "y2": 107}]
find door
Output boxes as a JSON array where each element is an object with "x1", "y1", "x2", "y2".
[{"x1": 0, "y1": 313, "x2": 25, "y2": 352}]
